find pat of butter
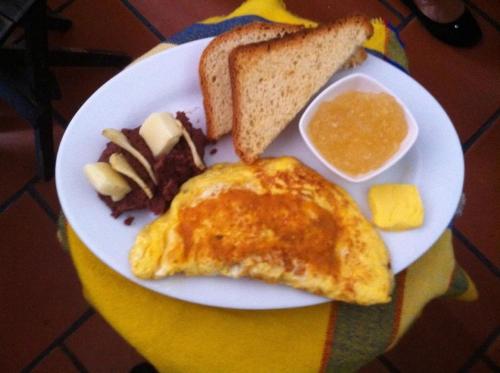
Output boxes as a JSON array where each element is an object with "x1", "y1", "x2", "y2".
[
  {"x1": 139, "y1": 112, "x2": 183, "y2": 157},
  {"x1": 368, "y1": 184, "x2": 424, "y2": 230}
]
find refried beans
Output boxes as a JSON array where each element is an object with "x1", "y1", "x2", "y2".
[{"x1": 98, "y1": 112, "x2": 207, "y2": 217}]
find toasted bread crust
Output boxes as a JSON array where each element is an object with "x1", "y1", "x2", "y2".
[
  {"x1": 343, "y1": 47, "x2": 367, "y2": 69},
  {"x1": 199, "y1": 22, "x2": 303, "y2": 141},
  {"x1": 229, "y1": 54, "x2": 245, "y2": 161},
  {"x1": 230, "y1": 16, "x2": 373, "y2": 163}
]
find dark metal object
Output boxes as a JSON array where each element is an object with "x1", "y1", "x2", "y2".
[
  {"x1": 0, "y1": 0, "x2": 132, "y2": 180},
  {"x1": 24, "y1": 0, "x2": 55, "y2": 180},
  {"x1": 1, "y1": 47, "x2": 132, "y2": 67},
  {"x1": 46, "y1": 12, "x2": 72, "y2": 32}
]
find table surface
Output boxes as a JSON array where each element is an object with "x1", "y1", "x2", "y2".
[{"x1": 2, "y1": 0, "x2": 499, "y2": 371}]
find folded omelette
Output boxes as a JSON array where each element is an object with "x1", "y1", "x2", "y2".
[{"x1": 130, "y1": 157, "x2": 393, "y2": 305}]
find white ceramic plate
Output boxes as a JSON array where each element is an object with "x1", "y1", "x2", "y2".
[{"x1": 56, "y1": 38, "x2": 464, "y2": 310}]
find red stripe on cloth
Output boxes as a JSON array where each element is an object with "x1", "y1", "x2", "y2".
[
  {"x1": 319, "y1": 302, "x2": 338, "y2": 372},
  {"x1": 387, "y1": 270, "x2": 407, "y2": 348}
]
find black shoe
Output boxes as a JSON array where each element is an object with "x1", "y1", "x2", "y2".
[{"x1": 402, "y1": 0, "x2": 482, "y2": 47}]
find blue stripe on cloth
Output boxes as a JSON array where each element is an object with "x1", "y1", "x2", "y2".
[
  {"x1": 387, "y1": 22, "x2": 405, "y2": 49},
  {"x1": 167, "y1": 15, "x2": 271, "y2": 44}
]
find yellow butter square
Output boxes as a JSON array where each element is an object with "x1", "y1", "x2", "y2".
[{"x1": 368, "y1": 184, "x2": 424, "y2": 230}]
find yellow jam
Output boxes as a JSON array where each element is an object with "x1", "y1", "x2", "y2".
[{"x1": 307, "y1": 91, "x2": 408, "y2": 176}]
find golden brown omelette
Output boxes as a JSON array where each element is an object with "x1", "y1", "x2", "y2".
[{"x1": 129, "y1": 157, "x2": 393, "y2": 305}]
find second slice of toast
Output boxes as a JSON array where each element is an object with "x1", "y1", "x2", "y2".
[{"x1": 230, "y1": 16, "x2": 373, "y2": 163}]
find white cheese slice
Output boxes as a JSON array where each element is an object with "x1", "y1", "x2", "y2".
[{"x1": 139, "y1": 112, "x2": 183, "y2": 157}]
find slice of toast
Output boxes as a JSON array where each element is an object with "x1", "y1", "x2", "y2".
[
  {"x1": 199, "y1": 22, "x2": 303, "y2": 141},
  {"x1": 230, "y1": 16, "x2": 373, "y2": 163}
]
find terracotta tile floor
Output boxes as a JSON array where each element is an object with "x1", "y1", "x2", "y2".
[{"x1": 1, "y1": 0, "x2": 499, "y2": 371}]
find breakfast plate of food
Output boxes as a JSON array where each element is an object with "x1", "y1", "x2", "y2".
[{"x1": 56, "y1": 16, "x2": 464, "y2": 309}]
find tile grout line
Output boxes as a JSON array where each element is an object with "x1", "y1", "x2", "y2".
[
  {"x1": 0, "y1": 176, "x2": 39, "y2": 213},
  {"x1": 396, "y1": 14, "x2": 415, "y2": 32},
  {"x1": 452, "y1": 227, "x2": 500, "y2": 278},
  {"x1": 26, "y1": 184, "x2": 59, "y2": 223},
  {"x1": 59, "y1": 343, "x2": 89, "y2": 373},
  {"x1": 462, "y1": 108, "x2": 499, "y2": 153},
  {"x1": 481, "y1": 354, "x2": 500, "y2": 371},
  {"x1": 377, "y1": 0, "x2": 406, "y2": 22},
  {"x1": 21, "y1": 307, "x2": 95, "y2": 373},
  {"x1": 378, "y1": 355, "x2": 401, "y2": 372},
  {"x1": 119, "y1": 0, "x2": 165, "y2": 41},
  {"x1": 459, "y1": 327, "x2": 500, "y2": 372},
  {"x1": 464, "y1": 0, "x2": 500, "y2": 31}
]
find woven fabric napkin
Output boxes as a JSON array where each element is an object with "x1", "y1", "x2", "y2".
[{"x1": 58, "y1": 1, "x2": 476, "y2": 371}]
